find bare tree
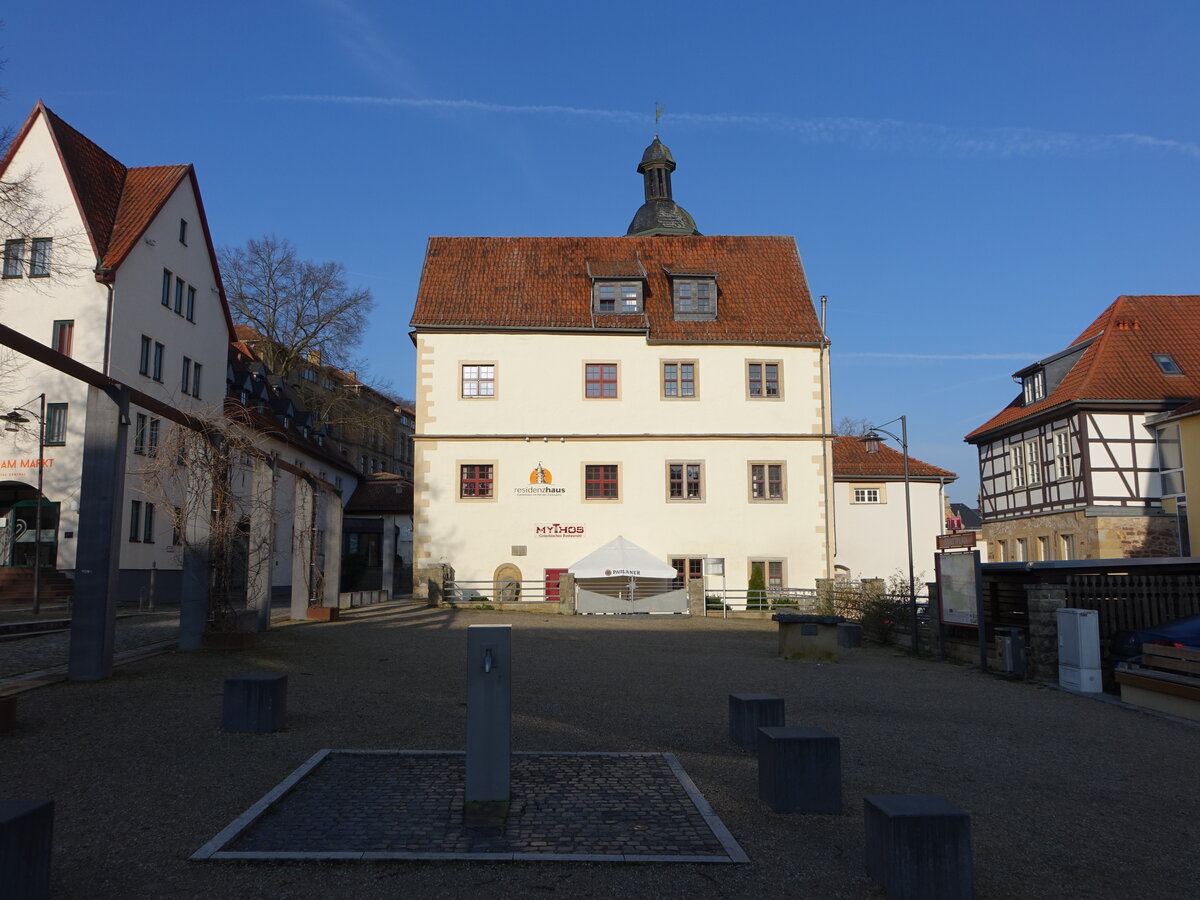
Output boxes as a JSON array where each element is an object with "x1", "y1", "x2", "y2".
[
  {"x1": 833, "y1": 416, "x2": 873, "y2": 436},
  {"x1": 220, "y1": 235, "x2": 374, "y2": 376}
]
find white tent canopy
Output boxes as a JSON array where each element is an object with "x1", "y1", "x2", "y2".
[{"x1": 567, "y1": 535, "x2": 678, "y2": 581}]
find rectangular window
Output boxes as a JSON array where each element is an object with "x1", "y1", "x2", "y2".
[
  {"x1": 153, "y1": 342, "x2": 164, "y2": 381},
  {"x1": 667, "y1": 462, "x2": 703, "y2": 500},
  {"x1": 1157, "y1": 423, "x2": 1184, "y2": 496},
  {"x1": 1153, "y1": 353, "x2": 1183, "y2": 375},
  {"x1": 134, "y1": 413, "x2": 147, "y2": 455},
  {"x1": 585, "y1": 363, "x2": 619, "y2": 398},
  {"x1": 192, "y1": 362, "x2": 202, "y2": 399},
  {"x1": 143, "y1": 503, "x2": 155, "y2": 543},
  {"x1": 1060, "y1": 534, "x2": 1076, "y2": 560},
  {"x1": 51, "y1": 320, "x2": 73, "y2": 357},
  {"x1": 750, "y1": 462, "x2": 785, "y2": 501},
  {"x1": 162, "y1": 269, "x2": 172, "y2": 306},
  {"x1": 173, "y1": 507, "x2": 183, "y2": 546},
  {"x1": 174, "y1": 277, "x2": 184, "y2": 314},
  {"x1": 584, "y1": 464, "x2": 619, "y2": 499},
  {"x1": 139, "y1": 336, "x2": 151, "y2": 375},
  {"x1": 1016, "y1": 538, "x2": 1028, "y2": 562},
  {"x1": 1023, "y1": 371, "x2": 1045, "y2": 404},
  {"x1": 29, "y1": 238, "x2": 51, "y2": 277},
  {"x1": 460, "y1": 463, "x2": 493, "y2": 498},
  {"x1": 179, "y1": 219, "x2": 188, "y2": 245},
  {"x1": 1053, "y1": 430, "x2": 1072, "y2": 481},
  {"x1": 3, "y1": 239, "x2": 25, "y2": 278},
  {"x1": 1025, "y1": 438, "x2": 1042, "y2": 486},
  {"x1": 852, "y1": 487, "x2": 882, "y2": 503},
  {"x1": 747, "y1": 361, "x2": 780, "y2": 398},
  {"x1": 182, "y1": 357, "x2": 192, "y2": 395},
  {"x1": 186, "y1": 286, "x2": 196, "y2": 322},
  {"x1": 148, "y1": 418, "x2": 159, "y2": 457},
  {"x1": 1037, "y1": 536, "x2": 1051, "y2": 561},
  {"x1": 45, "y1": 403, "x2": 68, "y2": 445},
  {"x1": 129, "y1": 500, "x2": 142, "y2": 542},
  {"x1": 750, "y1": 559, "x2": 785, "y2": 590},
  {"x1": 662, "y1": 361, "x2": 696, "y2": 398},
  {"x1": 461, "y1": 364, "x2": 496, "y2": 398},
  {"x1": 673, "y1": 279, "x2": 716, "y2": 318},
  {"x1": 1010, "y1": 442, "x2": 1026, "y2": 488},
  {"x1": 593, "y1": 281, "x2": 642, "y2": 314}
]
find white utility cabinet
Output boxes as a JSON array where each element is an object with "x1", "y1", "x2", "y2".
[{"x1": 1057, "y1": 608, "x2": 1103, "y2": 692}]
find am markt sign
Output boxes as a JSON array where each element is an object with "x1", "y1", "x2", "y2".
[{"x1": 937, "y1": 532, "x2": 977, "y2": 551}]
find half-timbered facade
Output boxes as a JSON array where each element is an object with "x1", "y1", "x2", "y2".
[{"x1": 966, "y1": 296, "x2": 1200, "y2": 560}]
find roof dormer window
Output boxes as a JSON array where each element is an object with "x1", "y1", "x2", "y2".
[
  {"x1": 1022, "y1": 370, "x2": 1046, "y2": 405},
  {"x1": 593, "y1": 281, "x2": 642, "y2": 315},
  {"x1": 1153, "y1": 353, "x2": 1183, "y2": 375},
  {"x1": 673, "y1": 278, "x2": 717, "y2": 320}
]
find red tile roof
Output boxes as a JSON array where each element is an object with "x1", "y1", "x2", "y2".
[
  {"x1": 411, "y1": 236, "x2": 824, "y2": 344},
  {"x1": 832, "y1": 436, "x2": 956, "y2": 481},
  {"x1": 965, "y1": 296, "x2": 1200, "y2": 441},
  {"x1": 0, "y1": 102, "x2": 234, "y2": 339}
]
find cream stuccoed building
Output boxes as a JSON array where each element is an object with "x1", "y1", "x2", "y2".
[
  {"x1": 409, "y1": 138, "x2": 835, "y2": 604},
  {"x1": 0, "y1": 102, "x2": 233, "y2": 600}
]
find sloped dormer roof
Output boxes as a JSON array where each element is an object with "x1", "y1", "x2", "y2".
[
  {"x1": 410, "y1": 235, "x2": 823, "y2": 345},
  {"x1": 965, "y1": 295, "x2": 1200, "y2": 443}
]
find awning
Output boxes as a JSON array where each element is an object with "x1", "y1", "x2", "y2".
[{"x1": 567, "y1": 535, "x2": 678, "y2": 580}]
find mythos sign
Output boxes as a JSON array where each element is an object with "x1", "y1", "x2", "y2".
[{"x1": 513, "y1": 462, "x2": 565, "y2": 496}]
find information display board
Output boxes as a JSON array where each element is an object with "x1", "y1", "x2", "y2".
[{"x1": 935, "y1": 550, "x2": 981, "y2": 627}]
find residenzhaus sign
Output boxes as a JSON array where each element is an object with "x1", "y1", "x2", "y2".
[{"x1": 514, "y1": 462, "x2": 566, "y2": 495}]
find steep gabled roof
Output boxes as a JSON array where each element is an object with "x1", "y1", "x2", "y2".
[
  {"x1": 832, "y1": 435, "x2": 956, "y2": 481},
  {"x1": 966, "y1": 296, "x2": 1200, "y2": 442},
  {"x1": 0, "y1": 102, "x2": 233, "y2": 339},
  {"x1": 410, "y1": 235, "x2": 824, "y2": 345}
]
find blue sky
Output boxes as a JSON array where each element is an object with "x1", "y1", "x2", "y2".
[{"x1": 4, "y1": 1, "x2": 1199, "y2": 504}]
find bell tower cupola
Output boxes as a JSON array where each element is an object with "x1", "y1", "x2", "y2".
[{"x1": 625, "y1": 137, "x2": 700, "y2": 237}]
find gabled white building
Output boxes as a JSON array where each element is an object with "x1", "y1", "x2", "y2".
[
  {"x1": 0, "y1": 102, "x2": 234, "y2": 598},
  {"x1": 409, "y1": 138, "x2": 835, "y2": 604}
]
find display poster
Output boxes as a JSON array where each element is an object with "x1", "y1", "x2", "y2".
[{"x1": 936, "y1": 550, "x2": 981, "y2": 627}]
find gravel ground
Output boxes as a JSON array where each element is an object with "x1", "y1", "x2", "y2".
[{"x1": 2, "y1": 601, "x2": 1198, "y2": 899}]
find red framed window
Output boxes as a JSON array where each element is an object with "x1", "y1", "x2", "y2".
[
  {"x1": 460, "y1": 464, "x2": 493, "y2": 498},
  {"x1": 51, "y1": 319, "x2": 74, "y2": 357},
  {"x1": 585, "y1": 363, "x2": 618, "y2": 398},
  {"x1": 584, "y1": 464, "x2": 619, "y2": 499}
]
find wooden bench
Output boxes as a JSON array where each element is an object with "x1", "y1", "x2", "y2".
[{"x1": 1115, "y1": 643, "x2": 1200, "y2": 722}]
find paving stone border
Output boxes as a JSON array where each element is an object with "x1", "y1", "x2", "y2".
[{"x1": 192, "y1": 749, "x2": 747, "y2": 863}]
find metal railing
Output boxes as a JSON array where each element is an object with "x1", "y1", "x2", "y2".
[
  {"x1": 704, "y1": 587, "x2": 820, "y2": 614},
  {"x1": 445, "y1": 579, "x2": 560, "y2": 603}
]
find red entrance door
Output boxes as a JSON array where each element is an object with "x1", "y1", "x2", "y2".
[{"x1": 544, "y1": 568, "x2": 568, "y2": 601}]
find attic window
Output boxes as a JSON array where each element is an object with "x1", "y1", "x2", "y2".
[
  {"x1": 673, "y1": 278, "x2": 717, "y2": 321},
  {"x1": 1153, "y1": 353, "x2": 1183, "y2": 375},
  {"x1": 1022, "y1": 370, "x2": 1046, "y2": 405},
  {"x1": 593, "y1": 281, "x2": 642, "y2": 314}
]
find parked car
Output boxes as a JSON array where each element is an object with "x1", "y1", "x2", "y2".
[{"x1": 1108, "y1": 613, "x2": 1200, "y2": 662}]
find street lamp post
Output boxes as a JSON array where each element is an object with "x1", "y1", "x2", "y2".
[
  {"x1": 3, "y1": 393, "x2": 47, "y2": 615},
  {"x1": 861, "y1": 415, "x2": 918, "y2": 653}
]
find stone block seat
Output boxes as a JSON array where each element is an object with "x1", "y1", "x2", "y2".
[
  {"x1": 772, "y1": 613, "x2": 845, "y2": 661},
  {"x1": 727, "y1": 693, "x2": 785, "y2": 751},
  {"x1": 0, "y1": 798, "x2": 54, "y2": 900},
  {"x1": 222, "y1": 673, "x2": 288, "y2": 733},
  {"x1": 864, "y1": 794, "x2": 972, "y2": 900},
  {"x1": 757, "y1": 726, "x2": 841, "y2": 814}
]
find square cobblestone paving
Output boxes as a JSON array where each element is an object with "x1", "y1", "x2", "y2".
[{"x1": 193, "y1": 750, "x2": 747, "y2": 862}]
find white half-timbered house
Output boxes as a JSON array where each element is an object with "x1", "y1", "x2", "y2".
[{"x1": 965, "y1": 295, "x2": 1200, "y2": 560}]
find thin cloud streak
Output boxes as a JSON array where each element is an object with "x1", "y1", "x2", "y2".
[
  {"x1": 839, "y1": 352, "x2": 1043, "y2": 360},
  {"x1": 267, "y1": 94, "x2": 1200, "y2": 160}
]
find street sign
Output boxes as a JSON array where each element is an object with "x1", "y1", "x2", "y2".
[{"x1": 937, "y1": 532, "x2": 977, "y2": 550}]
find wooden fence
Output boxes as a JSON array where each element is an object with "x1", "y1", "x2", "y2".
[{"x1": 1064, "y1": 574, "x2": 1200, "y2": 642}]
